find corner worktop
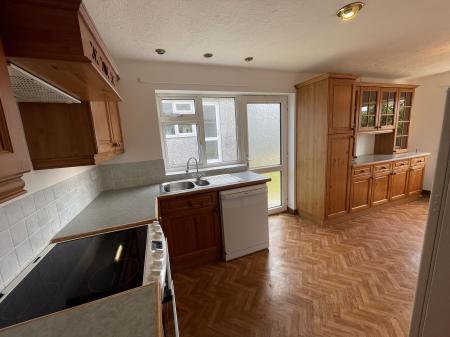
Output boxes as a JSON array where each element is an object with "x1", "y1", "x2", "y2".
[
  {"x1": 52, "y1": 172, "x2": 269, "y2": 243},
  {"x1": 352, "y1": 152, "x2": 430, "y2": 167}
]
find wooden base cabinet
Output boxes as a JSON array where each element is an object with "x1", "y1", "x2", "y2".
[
  {"x1": 389, "y1": 170, "x2": 409, "y2": 201},
  {"x1": 350, "y1": 157, "x2": 427, "y2": 215},
  {"x1": 371, "y1": 174, "x2": 390, "y2": 206},
  {"x1": 0, "y1": 39, "x2": 31, "y2": 203},
  {"x1": 19, "y1": 101, "x2": 124, "y2": 169},
  {"x1": 158, "y1": 192, "x2": 222, "y2": 271},
  {"x1": 408, "y1": 165, "x2": 425, "y2": 196}
]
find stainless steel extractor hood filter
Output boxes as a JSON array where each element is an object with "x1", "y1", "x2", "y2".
[{"x1": 7, "y1": 63, "x2": 80, "y2": 104}]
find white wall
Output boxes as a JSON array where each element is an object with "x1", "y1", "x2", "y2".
[
  {"x1": 113, "y1": 59, "x2": 316, "y2": 208},
  {"x1": 407, "y1": 71, "x2": 450, "y2": 190}
]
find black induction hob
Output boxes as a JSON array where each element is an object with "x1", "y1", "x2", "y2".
[{"x1": 0, "y1": 226, "x2": 148, "y2": 330}]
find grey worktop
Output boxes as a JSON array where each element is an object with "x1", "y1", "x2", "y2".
[
  {"x1": 53, "y1": 171, "x2": 269, "y2": 242},
  {"x1": 53, "y1": 184, "x2": 160, "y2": 242},
  {"x1": 0, "y1": 283, "x2": 161, "y2": 337},
  {"x1": 352, "y1": 152, "x2": 431, "y2": 167}
]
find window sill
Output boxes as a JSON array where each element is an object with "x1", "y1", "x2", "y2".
[{"x1": 165, "y1": 163, "x2": 248, "y2": 177}]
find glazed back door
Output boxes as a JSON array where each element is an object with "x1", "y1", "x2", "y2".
[{"x1": 243, "y1": 96, "x2": 287, "y2": 214}]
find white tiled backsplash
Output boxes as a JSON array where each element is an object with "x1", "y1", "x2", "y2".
[{"x1": 0, "y1": 167, "x2": 103, "y2": 291}]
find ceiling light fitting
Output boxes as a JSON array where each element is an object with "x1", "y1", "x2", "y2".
[
  {"x1": 155, "y1": 48, "x2": 166, "y2": 55},
  {"x1": 244, "y1": 57, "x2": 254, "y2": 62},
  {"x1": 203, "y1": 53, "x2": 213, "y2": 58},
  {"x1": 336, "y1": 2, "x2": 364, "y2": 21}
]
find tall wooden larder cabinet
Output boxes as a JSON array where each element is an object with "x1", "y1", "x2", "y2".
[{"x1": 295, "y1": 73, "x2": 357, "y2": 224}]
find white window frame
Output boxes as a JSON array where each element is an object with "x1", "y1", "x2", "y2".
[
  {"x1": 203, "y1": 102, "x2": 223, "y2": 163},
  {"x1": 156, "y1": 94, "x2": 245, "y2": 172},
  {"x1": 164, "y1": 124, "x2": 197, "y2": 138}
]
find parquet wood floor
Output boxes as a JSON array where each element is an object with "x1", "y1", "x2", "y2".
[{"x1": 172, "y1": 198, "x2": 429, "y2": 337}]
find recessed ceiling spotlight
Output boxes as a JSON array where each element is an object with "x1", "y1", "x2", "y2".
[
  {"x1": 155, "y1": 48, "x2": 166, "y2": 55},
  {"x1": 203, "y1": 53, "x2": 213, "y2": 58},
  {"x1": 244, "y1": 57, "x2": 254, "y2": 62},
  {"x1": 336, "y1": 2, "x2": 364, "y2": 21}
]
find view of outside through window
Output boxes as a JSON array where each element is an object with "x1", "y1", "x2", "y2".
[{"x1": 160, "y1": 97, "x2": 238, "y2": 169}]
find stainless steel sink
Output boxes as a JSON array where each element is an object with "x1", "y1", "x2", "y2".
[
  {"x1": 162, "y1": 181, "x2": 195, "y2": 192},
  {"x1": 194, "y1": 179, "x2": 210, "y2": 187}
]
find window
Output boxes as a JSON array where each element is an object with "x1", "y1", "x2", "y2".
[{"x1": 157, "y1": 95, "x2": 241, "y2": 171}]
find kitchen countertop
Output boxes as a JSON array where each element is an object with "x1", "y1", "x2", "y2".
[
  {"x1": 52, "y1": 184, "x2": 160, "y2": 242},
  {"x1": 0, "y1": 282, "x2": 162, "y2": 337},
  {"x1": 52, "y1": 171, "x2": 269, "y2": 242},
  {"x1": 352, "y1": 152, "x2": 431, "y2": 167}
]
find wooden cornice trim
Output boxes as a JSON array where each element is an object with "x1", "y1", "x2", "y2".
[
  {"x1": 295, "y1": 73, "x2": 359, "y2": 88},
  {"x1": 354, "y1": 81, "x2": 419, "y2": 89}
]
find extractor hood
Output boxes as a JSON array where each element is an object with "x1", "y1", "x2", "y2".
[{"x1": 7, "y1": 63, "x2": 80, "y2": 104}]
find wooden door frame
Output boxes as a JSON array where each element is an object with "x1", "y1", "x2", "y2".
[{"x1": 409, "y1": 88, "x2": 450, "y2": 337}]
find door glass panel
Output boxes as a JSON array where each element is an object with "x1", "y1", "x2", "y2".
[
  {"x1": 395, "y1": 91, "x2": 412, "y2": 150},
  {"x1": 247, "y1": 103, "x2": 281, "y2": 168},
  {"x1": 359, "y1": 90, "x2": 377, "y2": 128},
  {"x1": 261, "y1": 171, "x2": 282, "y2": 209},
  {"x1": 379, "y1": 91, "x2": 396, "y2": 128}
]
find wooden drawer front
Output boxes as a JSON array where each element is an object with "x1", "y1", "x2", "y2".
[
  {"x1": 374, "y1": 163, "x2": 392, "y2": 176},
  {"x1": 161, "y1": 192, "x2": 217, "y2": 214},
  {"x1": 411, "y1": 157, "x2": 426, "y2": 167},
  {"x1": 353, "y1": 166, "x2": 372, "y2": 178},
  {"x1": 393, "y1": 160, "x2": 410, "y2": 172}
]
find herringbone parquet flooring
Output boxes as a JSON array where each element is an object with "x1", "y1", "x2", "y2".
[{"x1": 172, "y1": 198, "x2": 429, "y2": 337}]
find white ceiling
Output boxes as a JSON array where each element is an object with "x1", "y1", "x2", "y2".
[{"x1": 84, "y1": 0, "x2": 450, "y2": 79}]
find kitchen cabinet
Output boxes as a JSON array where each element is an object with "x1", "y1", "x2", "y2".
[
  {"x1": 296, "y1": 73, "x2": 357, "y2": 224},
  {"x1": 0, "y1": 0, "x2": 121, "y2": 101},
  {"x1": 371, "y1": 163, "x2": 392, "y2": 206},
  {"x1": 0, "y1": 39, "x2": 31, "y2": 203},
  {"x1": 408, "y1": 158, "x2": 426, "y2": 195},
  {"x1": 158, "y1": 191, "x2": 222, "y2": 271},
  {"x1": 350, "y1": 166, "x2": 372, "y2": 212},
  {"x1": 389, "y1": 160, "x2": 410, "y2": 201},
  {"x1": 395, "y1": 89, "x2": 414, "y2": 152},
  {"x1": 357, "y1": 87, "x2": 380, "y2": 132},
  {"x1": 19, "y1": 101, "x2": 124, "y2": 169},
  {"x1": 327, "y1": 134, "x2": 353, "y2": 217}
]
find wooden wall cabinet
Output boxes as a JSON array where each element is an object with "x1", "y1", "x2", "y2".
[
  {"x1": 158, "y1": 192, "x2": 222, "y2": 271},
  {"x1": 0, "y1": 0, "x2": 121, "y2": 101},
  {"x1": 0, "y1": 39, "x2": 31, "y2": 203},
  {"x1": 296, "y1": 73, "x2": 357, "y2": 224},
  {"x1": 19, "y1": 101, "x2": 124, "y2": 169}
]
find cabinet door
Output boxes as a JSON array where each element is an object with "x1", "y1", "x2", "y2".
[
  {"x1": 408, "y1": 166, "x2": 425, "y2": 195},
  {"x1": 326, "y1": 134, "x2": 353, "y2": 218},
  {"x1": 0, "y1": 39, "x2": 31, "y2": 203},
  {"x1": 328, "y1": 78, "x2": 355, "y2": 134},
  {"x1": 372, "y1": 174, "x2": 390, "y2": 206},
  {"x1": 163, "y1": 210, "x2": 221, "y2": 271},
  {"x1": 90, "y1": 101, "x2": 114, "y2": 154},
  {"x1": 358, "y1": 87, "x2": 380, "y2": 132},
  {"x1": 379, "y1": 89, "x2": 397, "y2": 130},
  {"x1": 389, "y1": 170, "x2": 409, "y2": 200},
  {"x1": 395, "y1": 90, "x2": 414, "y2": 152},
  {"x1": 350, "y1": 176, "x2": 372, "y2": 212},
  {"x1": 107, "y1": 101, "x2": 124, "y2": 153}
]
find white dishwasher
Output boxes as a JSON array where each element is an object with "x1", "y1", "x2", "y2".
[{"x1": 220, "y1": 184, "x2": 269, "y2": 261}]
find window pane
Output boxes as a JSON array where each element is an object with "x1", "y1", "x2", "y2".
[
  {"x1": 206, "y1": 140, "x2": 220, "y2": 162},
  {"x1": 202, "y1": 98, "x2": 238, "y2": 163},
  {"x1": 261, "y1": 171, "x2": 281, "y2": 208},
  {"x1": 164, "y1": 123, "x2": 199, "y2": 168},
  {"x1": 247, "y1": 103, "x2": 281, "y2": 168},
  {"x1": 161, "y1": 99, "x2": 195, "y2": 116}
]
